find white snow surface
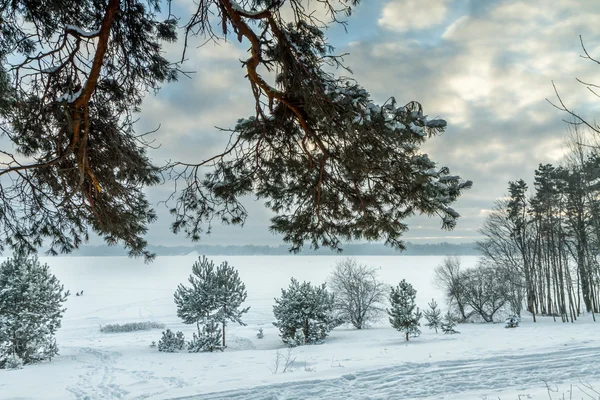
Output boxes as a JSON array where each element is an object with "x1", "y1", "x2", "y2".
[{"x1": 1, "y1": 255, "x2": 599, "y2": 400}]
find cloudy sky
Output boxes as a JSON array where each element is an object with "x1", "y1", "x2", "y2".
[{"x1": 133, "y1": 0, "x2": 600, "y2": 249}]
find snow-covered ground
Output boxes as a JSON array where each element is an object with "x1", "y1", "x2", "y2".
[{"x1": 1, "y1": 255, "x2": 599, "y2": 400}]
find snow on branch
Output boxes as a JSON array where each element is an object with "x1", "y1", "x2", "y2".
[
  {"x1": 65, "y1": 25, "x2": 101, "y2": 38},
  {"x1": 57, "y1": 88, "x2": 83, "y2": 103},
  {"x1": 228, "y1": 0, "x2": 273, "y2": 18}
]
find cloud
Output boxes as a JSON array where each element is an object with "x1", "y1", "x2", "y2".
[
  {"x1": 378, "y1": 0, "x2": 452, "y2": 33},
  {"x1": 123, "y1": 0, "x2": 600, "y2": 248},
  {"x1": 335, "y1": 0, "x2": 600, "y2": 244}
]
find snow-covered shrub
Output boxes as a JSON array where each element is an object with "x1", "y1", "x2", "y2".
[
  {"x1": 388, "y1": 279, "x2": 422, "y2": 341},
  {"x1": 424, "y1": 298, "x2": 442, "y2": 333},
  {"x1": 327, "y1": 258, "x2": 387, "y2": 329},
  {"x1": 269, "y1": 348, "x2": 296, "y2": 374},
  {"x1": 504, "y1": 315, "x2": 520, "y2": 328},
  {"x1": 157, "y1": 329, "x2": 185, "y2": 352},
  {"x1": 174, "y1": 256, "x2": 250, "y2": 348},
  {"x1": 0, "y1": 252, "x2": 69, "y2": 368},
  {"x1": 3, "y1": 353, "x2": 24, "y2": 370},
  {"x1": 150, "y1": 341, "x2": 157, "y2": 348},
  {"x1": 273, "y1": 278, "x2": 340, "y2": 346},
  {"x1": 441, "y1": 311, "x2": 460, "y2": 334},
  {"x1": 100, "y1": 321, "x2": 165, "y2": 333},
  {"x1": 187, "y1": 319, "x2": 224, "y2": 353},
  {"x1": 256, "y1": 327, "x2": 264, "y2": 339}
]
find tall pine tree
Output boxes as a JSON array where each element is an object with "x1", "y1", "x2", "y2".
[{"x1": 388, "y1": 279, "x2": 422, "y2": 341}]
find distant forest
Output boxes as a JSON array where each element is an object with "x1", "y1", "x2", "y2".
[{"x1": 54, "y1": 242, "x2": 481, "y2": 257}]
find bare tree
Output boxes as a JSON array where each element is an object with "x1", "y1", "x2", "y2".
[
  {"x1": 462, "y1": 261, "x2": 510, "y2": 323},
  {"x1": 477, "y1": 199, "x2": 527, "y2": 317},
  {"x1": 433, "y1": 256, "x2": 471, "y2": 322},
  {"x1": 328, "y1": 258, "x2": 387, "y2": 329},
  {"x1": 548, "y1": 36, "x2": 600, "y2": 141}
]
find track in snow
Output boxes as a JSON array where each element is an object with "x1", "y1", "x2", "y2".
[
  {"x1": 66, "y1": 347, "x2": 128, "y2": 400},
  {"x1": 178, "y1": 345, "x2": 600, "y2": 400}
]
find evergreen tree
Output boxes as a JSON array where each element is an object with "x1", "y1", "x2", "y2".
[
  {"x1": 423, "y1": 298, "x2": 442, "y2": 333},
  {"x1": 212, "y1": 260, "x2": 250, "y2": 347},
  {"x1": 0, "y1": 0, "x2": 471, "y2": 259},
  {"x1": 187, "y1": 318, "x2": 224, "y2": 353},
  {"x1": 174, "y1": 256, "x2": 249, "y2": 347},
  {"x1": 273, "y1": 278, "x2": 339, "y2": 346},
  {"x1": 157, "y1": 329, "x2": 185, "y2": 353},
  {"x1": 0, "y1": 252, "x2": 69, "y2": 368},
  {"x1": 441, "y1": 311, "x2": 460, "y2": 334},
  {"x1": 388, "y1": 279, "x2": 422, "y2": 341}
]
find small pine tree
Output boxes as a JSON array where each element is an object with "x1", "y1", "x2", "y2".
[
  {"x1": 188, "y1": 319, "x2": 224, "y2": 353},
  {"x1": 388, "y1": 279, "x2": 422, "y2": 341},
  {"x1": 158, "y1": 329, "x2": 185, "y2": 352},
  {"x1": 423, "y1": 298, "x2": 442, "y2": 333},
  {"x1": 256, "y1": 327, "x2": 264, "y2": 339},
  {"x1": 273, "y1": 278, "x2": 339, "y2": 346},
  {"x1": 174, "y1": 256, "x2": 250, "y2": 348},
  {"x1": 0, "y1": 252, "x2": 69, "y2": 368},
  {"x1": 441, "y1": 311, "x2": 460, "y2": 334}
]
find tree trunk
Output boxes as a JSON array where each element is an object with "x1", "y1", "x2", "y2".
[
  {"x1": 222, "y1": 322, "x2": 226, "y2": 347},
  {"x1": 304, "y1": 318, "x2": 309, "y2": 343}
]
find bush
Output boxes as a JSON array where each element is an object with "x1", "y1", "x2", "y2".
[
  {"x1": 100, "y1": 321, "x2": 165, "y2": 333},
  {"x1": 0, "y1": 252, "x2": 69, "y2": 369},
  {"x1": 157, "y1": 329, "x2": 185, "y2": 352},
  {"x1": 187, "y1": 319, "x2": 224, "y2": 353},
  {"x1": 505, "y1": 314, "x2": 520, "y2": 328},
  {"x1": 328, "y1": 258, "x2": 387, "y2": 329},
  {"x1": 256, "y1": 327, "x2": 264, "y2": 339},
  {"x1": 273, "y1": 278, "x2": 340, "y2": 346}
]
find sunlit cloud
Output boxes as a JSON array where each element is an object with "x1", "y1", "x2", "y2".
[{"x1": 129, "y1": 0, "x2": 600, "y2": 247}]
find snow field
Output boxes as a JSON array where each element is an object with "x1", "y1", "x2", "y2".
[{"x1": 0, "y1": 255, "x2": 599, "y2": 400}]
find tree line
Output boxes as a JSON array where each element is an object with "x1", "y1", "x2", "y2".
[
  {"x1": 57, "y1": 242, "x2": 481, "y2": 257},
  {"x1": 477, "y1": 129, "x2": 600, "y2": 323}
]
